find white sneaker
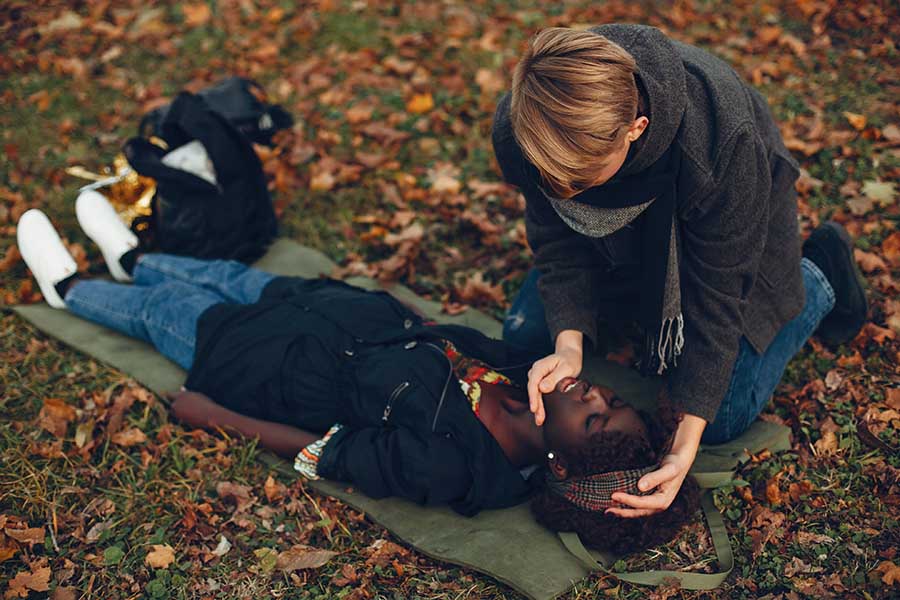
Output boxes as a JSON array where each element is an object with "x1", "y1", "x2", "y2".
[
  {"x1": 16, "y1": 209, "x2": 78, "y2": 309},
  {"x1": 75, "y1": 190, "x2": 138, "y2": 282}
]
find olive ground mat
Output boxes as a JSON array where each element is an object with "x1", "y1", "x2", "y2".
[{"x1": 14, "y1": 239, "x2": 791, "y2": 600}]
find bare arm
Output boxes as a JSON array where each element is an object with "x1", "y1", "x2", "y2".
[{"x1": 167, "y1": 390, "x2": 322, "y2": 458}]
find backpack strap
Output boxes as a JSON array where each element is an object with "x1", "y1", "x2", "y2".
[{"x1": 557, "y1": 491, "x2": 733, "y2": 590}]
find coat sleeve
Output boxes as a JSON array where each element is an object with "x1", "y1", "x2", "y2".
[
  {"x1": 491, "y1": 93, "x2": 607, "y2": 348},
  {"x1": 668, "y1": 127, "x2": 772, "y2": 422},
  {"x1": 316, "y1": 425, "x2": 473, "y2": 507}
]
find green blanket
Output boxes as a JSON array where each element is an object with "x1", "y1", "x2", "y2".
[{"x1": 13, "y1": 239, "x2": 790, "y2": 599}]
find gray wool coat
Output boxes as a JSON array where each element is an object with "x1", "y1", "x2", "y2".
[{"x1": 491, "y1": 24, "x2": 805, "y2": 422}]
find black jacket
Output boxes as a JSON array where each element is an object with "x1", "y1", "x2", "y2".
[
  {"x1": 185, "y1": 277, "x2": 540, "y2": 516},
  {"x1": 491, "y1": 24, "x2": 803, "y2": 422}
]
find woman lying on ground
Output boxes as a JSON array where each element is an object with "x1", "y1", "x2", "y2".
[{"x1": 17, "y1": 195, "x2": 699, "y2": 553}]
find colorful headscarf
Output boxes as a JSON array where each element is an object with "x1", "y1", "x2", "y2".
[{"x1": 546, "y1": 465, "x2": 658, "y2": 512}]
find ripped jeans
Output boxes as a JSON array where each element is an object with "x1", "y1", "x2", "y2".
[{"x1": 502, "y1": 258, "x2": 835, "y2": 444}]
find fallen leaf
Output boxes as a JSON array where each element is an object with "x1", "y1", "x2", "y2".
[
  {"x1": 50, "y1": 586, "x2": 77, "y2": 600},
  {"x1": 882, "y1": 124, "x2": 900, "y2": 144},
  {"x1": 216, "y1": 481, "x2": 255, "y2": 512},
  {"x1": 84, "y1": 519, "x2": 114, "y2": 543},
  {"x1": 345, "y1": 103, "x2": 374, "y2": 124},
  {"x1": 38, "y1": 398, "x2": 77, "y2": 438},
  {"x1": 384, "y1": 223, "x2": 424, "y2": 246},
  {"x1": 765, "y1": 479, "x2": 782, "y2": 505},
  {"x1": 813, "y1": 431, "x2": 838, "y2": 456},
  {"x1": 264, "y1": 475, "x2": 287, "y2": 502},
  {"x1": 843, "y1": 111, "x2": 866, "y2": 131},
  {"x1": 111, "y1": 427, "x2": 147, "y2": 447},
  {"x1": 475, "y1": 68, "x2": 504, "y2": 97},
  {"x1": 784, "y1": 556, "x2": 824, "y2": 577},
  {"x1": 276, "y1": 544, "x2": 338, "y2": 571},
  {"x1": 309, "y1": 171, "x2": 336, "y2": 192},
  {"x1": 882, "y1": 232, "x2": 900, "y2": 267},
  {"x1": 5, "y1": 566, "x2": 51, "y2": 597},
  {"x1": 332, "y1": 563, "x2": 358, "y2": 586},
  {"x1": 824, "y1": 369, "x2": 843, "y2": 391},
  {"x1": 846, "y1": 196, "x2": 873, "y2": 216},
  {"x1": 4, "y1": 527, "x2": 44, "y2": 546},
  {"x1": 854, "y1": 248, "x2": 887, "y2": 273},
  {"x1": 862, "y1": 180, "x2": 896, "y2": 206},
  {"x1": 0, "y1": 245, "x2": 21, "y2": 273},
  {"x1": 796, "y1": 530, "x2": 834, "y2": 546},
  {"x1": 182, "y1": 3, "x2": 212, "y2": 27},
  {"x1": 457, "y1": 272, "x2": 505, "y2": 306},
  {"x1": 427, "y1": 163, "x2": 461, "y2": 195},
  {"x1": 211, "y1": 535, "x2": 231, "y2": 557},
  {"x1": 145, "y1": 544, "x2": 175, "y2": 569},
  {"x1": 886, "y1": 388, "x2": 900, "y2": 411},
  {"x1": 365, "y1": 539, "x2": 408, "y2": 567},
  {"x1": 253, "y1": 547, "x2": 278, "y2": 575},
  {"x1": 406, "y1": 93, "x2": 434, "y2": 114},
  {"x1": 875, "y1": 560, "x2": 900, "y2": 586}
]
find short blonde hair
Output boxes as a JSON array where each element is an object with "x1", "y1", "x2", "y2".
[{"x1": 510, "y1": 28, "x2": 639, "y2": 198}]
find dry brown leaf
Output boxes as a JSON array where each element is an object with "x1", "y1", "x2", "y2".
[
  {"x1": 842, "y1": 111, "x2": 866, "y2": 131},
  {"x1": 6, "y1": 566, "x2": 51, "y2": 597},
  {"x1": 50, "y1": 587, "x2": 77, "y2": 600},
  {"x1": 475, "y1": 68, "x2": 504, "y2": 97},
  {"x1": 216, "y1": 481, "x2": 255, "y2": 512},
  {"x1": 38, "y1": 398, "x2": 77, "y2": 438},
  {"x1": 345, "y1": 103, "x2": 374, "y2": 124},
  {"x1": 309, "y1": 171, "x2": 336, "y2": 192},
  {"x1": 365, "y1": 539, "x2": 408, "y2": 568},
  {"x1": 886, "y1": 388, "x2": 900, "y2": 411},
  {"x1": 875, "y1": 560, "x2": 900, "y2": 586},
  {"x1": 384, "y1": 223, "x2": 424, "y2": 246},
  {"x1": 182, "y1": 3, "x2": 212, "y2": 27},
  {"x1": 813, "y1": 430, "x2": 838, "y2": 456},
  {"x1": 276, "y1": 544, "x2": 337, "y2": 571},
  {"x1": 882, "y1": 232, "x2": 900, "y2": 267},
  {"x1": 882, "y1": 124, "x2": 900, "y2": 144},
  {"x1": 4, "y1": 527, "x2": 44, "y2": 546},
  {"x1": 0, "y1": 245, "x2": 21, "y2": 273},
  {"x1": 111, "y1": 427, "x2": 147, "y2": 447},
  {"x1": 854, "y1": 248, "x2": 887, "y2": 273},
  {"x1": 145, "y1": 544, "x2": 175, "y2": 569},
  {"x1": 796, "y1": 531, "x2": 834, "y2": 546},
  {"x1": 264, "y1": 475, "x2": 287, "y2": 503},
  {"x1": 457, "y1": 272, "x2": 505, "y2": 306}
]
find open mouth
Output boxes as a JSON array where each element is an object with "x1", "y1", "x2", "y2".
[{"x1": 556, "y1": 377, "x2": 588, "y2": 396}]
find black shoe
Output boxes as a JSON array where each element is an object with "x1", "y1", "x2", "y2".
[{"x1": 802, "y1": 221, "x2": 869, "y2": 346}]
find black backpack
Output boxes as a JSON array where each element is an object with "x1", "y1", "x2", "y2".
[
  {"x1": 124, "y1": 91, "x2": 278, "y2": 262},
  {"x1": 139, "y1": 77, "x2": 293, "y2": 146}
]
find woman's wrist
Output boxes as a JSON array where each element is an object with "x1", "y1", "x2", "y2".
[
  {"x1": 555, "y1": 329, "x2": 584, "y2": 355},
  {"x1": 670, "y1": 413, "x2": 706, "y2": 462}
]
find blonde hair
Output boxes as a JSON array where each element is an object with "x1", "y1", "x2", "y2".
[{"x1": 510, "y1": 28, "x2": 639, "y2": 198}]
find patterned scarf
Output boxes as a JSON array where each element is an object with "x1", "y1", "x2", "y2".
[
  {"x1": 546, "y1": 465, "x2": 657, "y2": 512},
  {"x1": 542, "y1": 145, "x2": 683, "y2": 375}
]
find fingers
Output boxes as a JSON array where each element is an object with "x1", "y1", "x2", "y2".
[
  {"x1": 527, "y1": 357, "x2": 557, "y2": 422},
  {"x1": 604, "y1": 506, "x2": 657, "y2": 519},
  {"x1": 637, "y1": 463, "x2": 680, "y2": 493},
  {"x1": 610, "y1": 491, "x2": 674, "y2": 511}
]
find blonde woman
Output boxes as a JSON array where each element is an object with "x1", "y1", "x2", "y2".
[{"x1": 492, "y1": 25, "x2": 867, "y2": 517}]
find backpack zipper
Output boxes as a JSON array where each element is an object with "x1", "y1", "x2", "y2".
[{"x1": 382, "y1": 381, "x2": 410, "y2": 423}]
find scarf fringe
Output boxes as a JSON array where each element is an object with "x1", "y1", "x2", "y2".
[{"x1": 642, "y1": 313, "x2": 684, "y2": 376}]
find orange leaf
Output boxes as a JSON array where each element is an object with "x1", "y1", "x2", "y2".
[
  {"x1": 38, "y1": 398, "x2": 77, "y2": 438},
  {"x1": 6, "y1": 566, "x2": 51, "y2": 597},
  {"x1": 182, "y1": 3, "x2": 211, "y2": 27},
  {"x1": 882, "y1": 232, "x2": 900, "y2": 267},
  {"x1": 406, "y1": 93, "x2": 434, "y2": 114},
  {"x1": 875, "y1": 560, "x2": 900, "y2": 586},
  {"x1": 854, "y1": 248, "x2": 887, "y2": 273},
  {"x1": 843, "y1": 111, "x2": 866, "y2": 131}
]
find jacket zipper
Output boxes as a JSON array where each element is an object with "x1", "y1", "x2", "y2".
[{"x1": 382, "y1": 381, "x2": 410, "y2": 423}]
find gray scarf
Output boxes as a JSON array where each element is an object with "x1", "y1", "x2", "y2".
[{"x1": 542, "y1": 145, "x2": 683, "y2": 375}]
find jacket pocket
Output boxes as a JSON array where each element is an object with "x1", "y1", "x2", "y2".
[{"x1": 381, "y1": 381, "x2": 410, "y2": 424}]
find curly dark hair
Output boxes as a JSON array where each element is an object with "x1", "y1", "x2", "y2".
[{"x1": 530, "y1": 391, "x2": 701, "y2": 555}]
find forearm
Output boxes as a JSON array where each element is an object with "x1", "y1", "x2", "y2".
[
  {"x1": 555, "y1": 329, "x2": 584, "y2": 354},
  {"x1": 170, "y1": 391, "x2": 321, "y2": 458},
  {"x1": 670, "y1": 413, "x2": 707, "y2": 461}
]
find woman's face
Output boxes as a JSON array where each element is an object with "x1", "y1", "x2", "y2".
[{"x1": 541, "y1": 378, "x2": 648, "y2": 455}]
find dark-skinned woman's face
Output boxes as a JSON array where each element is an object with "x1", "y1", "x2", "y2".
[{"x1": 541, "y1": 378, "x2": 648, "y2": 455}]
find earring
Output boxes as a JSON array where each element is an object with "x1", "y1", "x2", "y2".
[{"x1": 547, "y1": 451, "x2": 555, "y2": 460}]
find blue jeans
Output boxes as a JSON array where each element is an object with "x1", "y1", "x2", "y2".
[
  {"x1": 65, "y1": 254, "x2": 275, "y2": 370},
  {"x1": 503, "y1": 258, "x2": 835, "y2": 444}
]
